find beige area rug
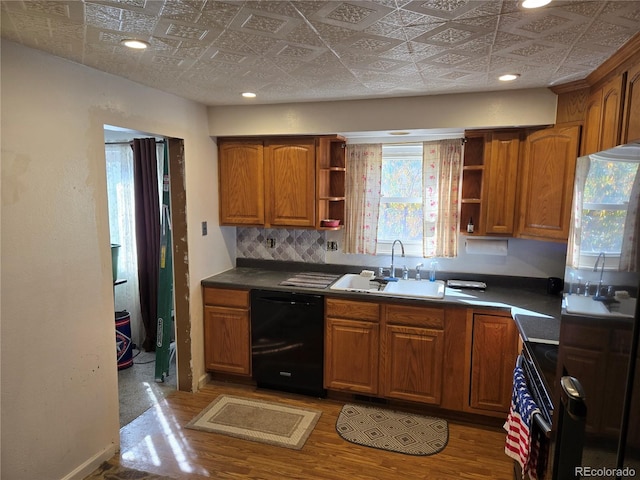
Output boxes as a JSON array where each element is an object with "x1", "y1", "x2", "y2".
[
  {"x1": 336, "y1": 404, "x2": 448, "y2": 456},
  {"x1": 186, "y1": 394, "x2": 322, "y2": 450}
]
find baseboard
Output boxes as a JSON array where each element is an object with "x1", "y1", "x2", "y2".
[
  {"x1": 197, "y1": 372, "x2": 210, "y2": 391},
  {"x1": 61, "y1": 443, "x2": 118, "y2": 480}
]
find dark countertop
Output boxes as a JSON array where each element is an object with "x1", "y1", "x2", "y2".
[{"x1": 202, "y1": 260, "x2": 562, "y2": 344}]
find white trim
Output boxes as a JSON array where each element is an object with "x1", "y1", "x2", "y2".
[{"x1": 61, "y1": 444, "x2": 118, "y2": 480}]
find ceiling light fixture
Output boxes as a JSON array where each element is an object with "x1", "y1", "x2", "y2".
[
  {"x1": 242, "y1": 92, "x2": 257, "y2": 98},
  {"x1": 389, "y1": 131, "x2": 410, "y2": 135},
  {"x1": 121, "y1": 39, "x2": 149, "y2": 49},
  {"x1": 521, "y1": 0, "x2": 551, "y2": 8},
  {"x1": 499, "y1": 73, "x2": 521, "y2": 82}
]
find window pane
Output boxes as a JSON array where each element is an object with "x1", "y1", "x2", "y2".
[
  {"x1": 381, "y1": 159, "x2": 422, "y2": 197},
  {"x1": 582, "y1": 159, "x2": 638, "y2": 254},
  {"x1": 581, "y1": 209, "x2": 626, "y2": 253},
  {"x1": 584, "y1": 160, "x2": 638, "y2": 204},
  {"x1": 378, "y1": 203, "x2": 422, "y2": 242}
]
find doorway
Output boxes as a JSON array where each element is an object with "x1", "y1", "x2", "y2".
[{"x1": 104, "y1": 126, "x2": 192, "y2": 427}]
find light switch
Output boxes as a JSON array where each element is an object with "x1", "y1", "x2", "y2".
[{"x1": 201, "y1": 221, "x2": 207, "y2": 236}]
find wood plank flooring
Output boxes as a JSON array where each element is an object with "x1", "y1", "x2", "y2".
[{"x1": 115, "y1": 381, "x2": 514, "y2": 479}]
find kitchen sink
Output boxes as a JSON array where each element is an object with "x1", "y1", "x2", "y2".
[
  {"x1": 564, "y1": 294, "x2": 636, "y2": 318},
  {"x1": 382, "y1": 279, "x2": 446, "y2": 299},
  {"x1": 330, "y1": 273, "x2": 446, "y2": 299},
  {"x1": 329, "y1": 274, "x2": 383, "y2": 293}
]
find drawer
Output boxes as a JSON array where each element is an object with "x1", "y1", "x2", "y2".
[
  {"x1": 326, "y1": 298, "x2": 380, "y2": 321},
  {"x1": 384, "y1": 304, "x2": 444, "y2": 329},
  {"x1": 203, "y1": 287, "x2": 249, "y2": 308}
]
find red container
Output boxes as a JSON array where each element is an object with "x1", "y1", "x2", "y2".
[{"x1": 115, "y1": 311, "x2": 133, "y2": 370}]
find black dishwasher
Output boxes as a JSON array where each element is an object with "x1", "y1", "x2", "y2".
[{"x1": 250, "y1": 289, "x2": 326, "y2": 398}]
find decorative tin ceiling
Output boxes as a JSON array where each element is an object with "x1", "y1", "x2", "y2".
[{"x1": 1, "y1": 1, "x2": 639, "y2": 105}]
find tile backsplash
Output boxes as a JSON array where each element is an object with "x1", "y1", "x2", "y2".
[{"x1": 237, "y1": 227, "x2": 326, "y2": 263}]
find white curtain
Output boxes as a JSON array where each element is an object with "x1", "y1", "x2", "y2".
[
  {"x1": 567, "y1": 156, "x2": 590, "y2": 268},
  {"x1": 105, "y1": 142, "x2": 164, "y2": 349},
  {"x1": 422, "y1": 139, "x2": 462, "y2": 257},
  {"x1": 344, "y1": 144, "x2": 382, "y2": 254},
  {"x1": 619, "y1": 165, "x2": 640, "y2": 271}
]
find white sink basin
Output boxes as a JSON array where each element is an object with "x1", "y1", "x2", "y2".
[
  {"x1": 329, "y1": 274, "x2": 382, "y2": 293},
  {"x1": 564, "y1": 294, "x2": 636, "y2": 318},
  {"x1": 330, "y1": 274, "x2": 446, "y2": 299},
  {"x1": 383, "y1": 279, "x2": 446, "y2": 299}
]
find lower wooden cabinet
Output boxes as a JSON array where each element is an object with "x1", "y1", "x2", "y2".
[
  {"x1": 382, "y1": 304, "x2": 445, "y2": 405},
  {"x1": 467, "y1": 311, "x2": 519, "y2": 415},
  {"x1": 201, "y1": 288, "x2": 520, "y2": 416},
  {"x1": 203, "y1": 287, "x2": 251, "y2": 376},
  {"x1": 324, "y1": 298, "x2": 380, "y2": 394},
  {"x1": 324, "y1": 298, "x2": 447, "y2": 406}
]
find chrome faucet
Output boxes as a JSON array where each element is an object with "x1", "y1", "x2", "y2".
[
  {"x1": 593, "y1": 252, "x2": 606, "y2": 297},
  {"x1": 390, "y1": 239, "x2": 405, "y2": 279},
  {"x1": 415, "y1": 263, "x2": 424, "y2": 281}
]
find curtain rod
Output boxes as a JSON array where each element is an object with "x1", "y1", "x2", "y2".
[{"x1": 105, "y1": 140, "x2": 166, "y2": 145}]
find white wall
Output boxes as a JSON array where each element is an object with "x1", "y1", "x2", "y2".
[
  {"x1": 208, "y1": 87, "x2": 557, "y2": 136},
  {"x1": 324, "y1": 231, "x2": 567, "y2": 279},
  {"x1": 0, "y1": 41, "x2": 233, "y2": 480}
]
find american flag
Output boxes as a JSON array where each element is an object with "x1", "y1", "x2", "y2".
[{"x1": 504, "y1": 365, "x2": 542, "y2": 479}]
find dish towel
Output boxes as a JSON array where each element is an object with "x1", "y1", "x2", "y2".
[{"x1": 504, "y1": 365, "x2": 542, "y2": 479}]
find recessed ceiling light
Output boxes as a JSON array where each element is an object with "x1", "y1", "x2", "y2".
[
  {"x1": 121, "y1": 39, "x2": 149, "y2": 49},
  {"x1": 521, "y1": 0, "x2": 551, "y2": 8},
  {"x1": 499, "y1": 73, "x2": 521, "y2": 82},
  {"x1": 242, "y1": 92, "x2": 257, "y2": 98}
]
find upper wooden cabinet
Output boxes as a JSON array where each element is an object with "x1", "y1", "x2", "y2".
[
  {"x1": 517, "y1": 125, "x2": 580, "y2": 241},
  {"x1": 622, "y1": 62, "x2": 640, "y2": 143},
  {"x1": 460, "y1": 130, "x2": 522, "y2": 236},
  {"x1": 554, "y1": 33, "x2": 640, "y2": 152},
  {"x1": 219, "y1": 137, "x2": 315, "y2": 228},
  {"x1": 263, "y1": 138, "x2": 316, "y2": 228},
  {"x1": 462, "y1": 128, "x2": 577, "y2": 242},
  {"x1": 218, "y1": 140, "x2": 265, "y2": 225},
  {"x1": 482, "y1": 131, "x2": 521, "y2": 235},
  {"x1": 218, "y1": 135, "x2": 345, "y2": 229},
  {"x1": 581, "y1": 74, "x2": 625, "y2": 155}
]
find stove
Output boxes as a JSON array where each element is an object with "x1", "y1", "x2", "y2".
[{"x1": 520, "y1": 341, "x2": 557, "y2": 429}]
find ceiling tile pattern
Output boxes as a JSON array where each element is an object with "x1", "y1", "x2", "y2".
[{"x1": 1, "y1": 0, "x2": 639, "y2": 105}]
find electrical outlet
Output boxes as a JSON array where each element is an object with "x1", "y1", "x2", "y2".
[
  {"x1": 327, "y1": 241, "x2": 338, "y2": 251},
  {"x1": 201, "y1": 221, "x2": 207, "y2": 236},
  {"x1": 266, "y1": 238, "x2": 276, "y2": 248}
]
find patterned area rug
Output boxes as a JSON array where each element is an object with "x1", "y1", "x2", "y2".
[
  {"x1": 186, "y1": 394, "x2": 322, "y2": 450},
  {"x1": 83, "y1": 460, "x2": 174, "y2": 479},
  {"x1": 336, "y1": 404, "x2": 448, "y2": 456}
]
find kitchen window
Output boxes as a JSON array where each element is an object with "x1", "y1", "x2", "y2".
[
  {"x1": 344, "y1": 139, "x2": 462, "y2": 258},
  {"x1": 572, "y1": 157, "x2": 639, "y2": 269},
  {"x1": 377, "y1": 143, "x2": 424, "y2": 256}
]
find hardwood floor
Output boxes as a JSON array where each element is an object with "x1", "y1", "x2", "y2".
[{"x1": 115, "y1": 381, "x2": 514, "y2": 479}]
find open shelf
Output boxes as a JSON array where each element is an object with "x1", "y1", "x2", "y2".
[{"x1": 317, "y1": 136, "x2": 346, "y2": 229}]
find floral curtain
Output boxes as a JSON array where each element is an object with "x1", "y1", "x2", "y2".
[
  {"x1": 567, "y1": 156, "x2": 590, "y2": 268},
  {"x1": 422, "y1": 139, "x2": 462, "y2": 257},
  {"x1": 619, "y1": 165, "x2": 640, "y2": 271},
  {"x1": 344, "y1": 144, "x2": 382, "y2": 254}
]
